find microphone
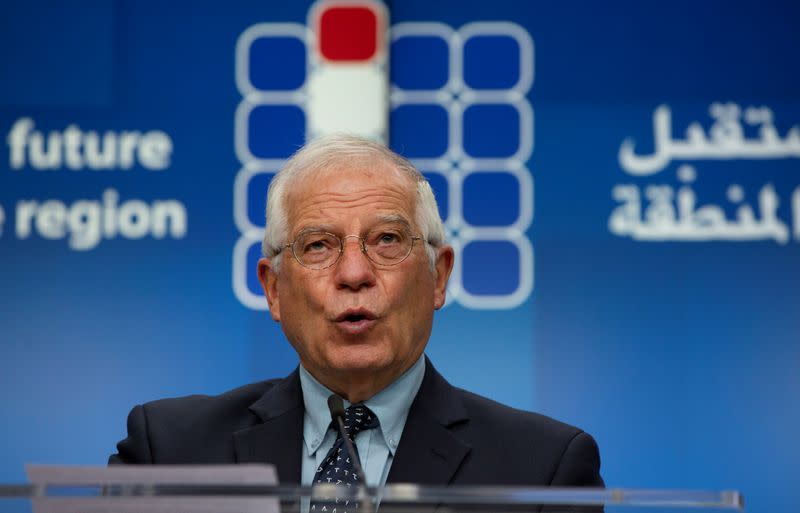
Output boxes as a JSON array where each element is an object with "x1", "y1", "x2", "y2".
[
  {"x1": 327, "y1": 394, "x2": 372, "y2": 513},
  {"x1": 327, "y1": 394, "x2": 368, "y2": 481},
  {"x1": 327, "y1": 394, "x2": 346, "y2": 423}
]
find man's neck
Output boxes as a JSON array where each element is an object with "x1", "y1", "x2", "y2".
[
  {"x1": 317, "y1": 370, "x2": 399, "y2": 403},
  {"x1": 301, "y1": 357, "x2": 425, "y2": 403}
]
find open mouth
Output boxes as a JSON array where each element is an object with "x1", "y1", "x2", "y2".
[
  {"x1": 335, "y1": 309, "x2": 376, "y2": 322},
  {"x1": 334, "y1": 309, "x2": 377, "y2": 334}
]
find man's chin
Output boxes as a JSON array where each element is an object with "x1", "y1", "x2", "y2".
[
  {"x1": 330, "y1": 353, "x2": 391, "y2": 375},
  {"x1": 323, "y1": 348, "x2": 398, "y2": 378}
]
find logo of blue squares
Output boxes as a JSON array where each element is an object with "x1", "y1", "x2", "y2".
[
  {"x1": 245, "y1": 33, "x2": 307, "y2": 159},
  {"x1": 249, "y1": 36, "x2": 306, "y2": 90},
  {"x1": 463, "y1": 35, "x2": 520, "y2": 89},
  {"x1": 391, "y1": 104, "x2": 449, "y2": 158},
  {"x1": 236, "y1": 22, "x2": 533, "y2": 308},
  {"x1": 248, "y1": 105, "x2": 305, "y2": 159},
  {"x1": 392, "y1": 35, "x2": 449, "y2": 90},
  {"x1": 390, "y1": 26, "x2": 530, "y2": 302}
]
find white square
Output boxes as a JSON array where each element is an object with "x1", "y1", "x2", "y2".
[{"x1": 307, "y1": 65, "x2": 388, "y2": 141}]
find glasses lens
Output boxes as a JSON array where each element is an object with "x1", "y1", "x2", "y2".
[
  {"x1": 293, "y1": 231, "x2": 340, "y2": 269},
  {"x1": 365, "y1": 227, "x2": 412, "y2": 265}
]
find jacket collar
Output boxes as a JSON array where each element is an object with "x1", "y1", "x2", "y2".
[
  {"x1": 231, "y1": 359, "x2": 473, "y2": 486},
  {"x1": 386, "y1": 358, "x2": 472, "y2": 485},
  {"x1": 232, "y1": 368, "x2": 304, "y2": 483}
]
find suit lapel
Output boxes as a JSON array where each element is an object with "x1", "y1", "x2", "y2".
[
  {"x1": 231, "y1": 361, "x2": 471, "y2": 485},
  {"x1": 387, "y1": 360, "x2": 471, "y2": 485},
  {"x1": 233, "y1": 369, "x2": 304, "y2": 484}
]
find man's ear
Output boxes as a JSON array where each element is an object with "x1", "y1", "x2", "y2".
[
  {"x1": 257, "y1": 257, "x2": 281, "y2": 321},
  {"x1": 432, "y1": 245, "x2": 455, "y2": 310}
]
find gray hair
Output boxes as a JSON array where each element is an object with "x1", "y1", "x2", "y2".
[{"x1": 262, "y1": 134, "x2": 447, "y2": 272}]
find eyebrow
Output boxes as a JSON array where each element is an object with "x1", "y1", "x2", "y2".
[
  {"x1": 374, "y1": 213, "x2": 412, "y2": 230},
  {"x1": 293, "y1": 224, "x2": 338, "y2": 237},
  {"x1": 293, "y1": 214, "x2": 413, "y2": 238}
]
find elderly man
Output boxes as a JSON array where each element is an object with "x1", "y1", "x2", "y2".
[{"x1": 110, "y1": 135, "x2": 603, "y2": 491}]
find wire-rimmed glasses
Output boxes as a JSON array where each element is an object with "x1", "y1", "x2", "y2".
[{"x1": 281, "y1": 226, "x2": 425, "y2": 270}]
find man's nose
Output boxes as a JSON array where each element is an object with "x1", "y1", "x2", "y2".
[{"x1": 334, "y1": 236, "x2": 376, "y2": 290}]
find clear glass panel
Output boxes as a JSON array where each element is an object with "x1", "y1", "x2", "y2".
[{"x1": 0, "y1": 483, "x2": 743, "y2": 513}]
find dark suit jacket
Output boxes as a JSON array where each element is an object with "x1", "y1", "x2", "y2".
[{"x1": 110, "y1": 360, "x2": 603, "y2": 487}]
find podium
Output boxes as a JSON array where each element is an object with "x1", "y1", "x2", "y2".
[{"x1": 0, "y1": 465, "x2": 743, "y2": 513}]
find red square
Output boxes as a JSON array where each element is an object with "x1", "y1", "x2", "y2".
[{"x1": 318, "y1": 6, "x2": 378, "y2": 62}]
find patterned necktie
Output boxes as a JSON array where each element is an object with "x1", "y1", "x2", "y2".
[{"x1": 311, "y1": 404, "x2": 380, "y2": 513}]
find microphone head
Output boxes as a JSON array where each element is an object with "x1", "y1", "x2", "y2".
[{"x1": 327, "y1": 394, "x2": 346, "y2": 422}]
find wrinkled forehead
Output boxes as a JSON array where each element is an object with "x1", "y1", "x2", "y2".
[{"x1": 284, "y1": 158, "x2": 419, "y2": 229}]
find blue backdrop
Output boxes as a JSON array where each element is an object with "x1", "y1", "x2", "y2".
[{"x1": 1, "y1": 2, "x2": 799, "y2": 513}]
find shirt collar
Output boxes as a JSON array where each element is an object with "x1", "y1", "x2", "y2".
[
  {"x1": 299, "y1": 365, "x2": 336, "y2": 456},
  {"x1": 299, "y1": 354, "x2": 426, "y2": 457}
]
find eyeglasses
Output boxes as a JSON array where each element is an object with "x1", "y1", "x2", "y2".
[{"x1": 280, "y1": 227, "x2": 426, "y2": 270}]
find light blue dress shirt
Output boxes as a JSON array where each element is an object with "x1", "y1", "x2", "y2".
[{"x1": 299, "y1": 355, "x2": 426, "y2": 487}]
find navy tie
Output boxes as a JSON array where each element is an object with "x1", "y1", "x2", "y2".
[{"x1": 311, "y1": 404, "x2": 380, "y2": 513}]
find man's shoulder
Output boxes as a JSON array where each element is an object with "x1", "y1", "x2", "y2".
[
  {"x1": 436, "y1": 383, "x2": 603, "y2": 486},
  {"x1": 421, "y1": 362, "x2": 586, "y2": 443},
  {"x1": 454, "y1": 386, "x2": 585, "y2": 442},
  {"x1": 140, "y1": 379, "x2": 281, "y2": 416},
  {"x1": 111, "y1": 377, "x2": 295, "y2": 464}
]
